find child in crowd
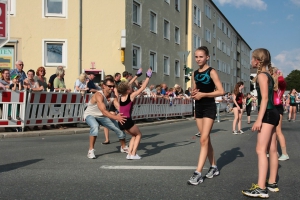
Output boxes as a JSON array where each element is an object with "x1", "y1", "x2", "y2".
[
  {"x1": 242, "y1": 48, "x2": 280, "y2": 198},
  {"x1": 117, "y1": 68, "x2": 152, "y2": 160},
  {"x1": 8, "y1": 74, "x2": 23, "y2": 122}
]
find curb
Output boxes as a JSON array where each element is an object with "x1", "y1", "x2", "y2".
[{"x1": 0, "y1": 118, "x2": 192, "y2": 139}]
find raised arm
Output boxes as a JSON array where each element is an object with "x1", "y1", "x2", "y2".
[{"x1": 130, "y1": 68, "x2": 152, "y2": 101}]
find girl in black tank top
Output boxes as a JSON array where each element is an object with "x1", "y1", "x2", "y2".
[
  {"x1": 187, "y1": 46, "x2": 225, "y2": 186},
  {"x1": 242, "y1": 48, "x2": 280, "y2": 198}
]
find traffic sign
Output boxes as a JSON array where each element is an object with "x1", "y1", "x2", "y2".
[{"x1": 0, "y1": 0, "x2": 9, "y2": 48}]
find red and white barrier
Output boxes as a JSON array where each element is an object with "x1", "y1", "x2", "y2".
[
  {"x1": 147, "y1": 97, "x2": 168, "y2": 119},
  {"x1": 25, "y1": 92, "x2": 83, "y2": 126},
  {"x1": 132, "y1": 97, "x2": 150, "y2": 120},
  {"x1": 0, "y1": 91, "x2": 27, "y2": 130}
]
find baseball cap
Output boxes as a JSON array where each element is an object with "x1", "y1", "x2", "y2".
[{"x1": 11, "y1": 74, "x2": 20, "y2": 79}]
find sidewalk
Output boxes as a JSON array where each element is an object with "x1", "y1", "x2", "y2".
[{"x1": 0, "y1": 117, "x2": 194, "y2": 139}]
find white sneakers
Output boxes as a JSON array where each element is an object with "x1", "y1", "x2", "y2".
[
  {"x1": 87, "y1": 149, "x2": 96, "y2": 159},
  {"x1": 126, "y1": 154, "x2": 142, "y2": 160},
  {"x1": 120, "y1": 145, "x2": 129, "y2": 153}
]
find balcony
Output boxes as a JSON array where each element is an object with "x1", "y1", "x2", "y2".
[
  {"x1": 237, "y1": 46, "x2": 240, "y2": 53},
  {"x1": 237, "y1": 61, "x2": 241, "y2": 69}
]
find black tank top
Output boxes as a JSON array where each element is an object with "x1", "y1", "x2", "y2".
[
  {"x1": 194, "y1": 67, "x2": 215, "y2": 104},
  {"x1": 235, "y1": 92, "x2": 243, "y2": 104}
]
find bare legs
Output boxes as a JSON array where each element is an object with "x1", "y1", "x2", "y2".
[
  {"x1": 232, "y1": 108, "x2": 242, "y2": 131},
  {"x1": 276, "y1": 114, "x2": 288, "y2": 155},
  {"x1": 289, "y1": 106, "x2": 296, "y2": 120},
  {"x1": 195, "y1": 118, "x2": 215, "y2": 173},
  {"x1": 125, "y1": 125, "x2": 142, "y2": 156},
  {"x1": 103, "y1": 127, "x2": 110, "y2": 143},
  {"x1": 256, "y1": 124, "x2": 277, "y2": 188}
]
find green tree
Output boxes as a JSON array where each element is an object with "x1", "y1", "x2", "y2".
[{"x1": 285, "y1": 70, "x2": 300, "y2": 91}]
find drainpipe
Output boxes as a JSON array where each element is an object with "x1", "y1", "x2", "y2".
[{"x1": 78, "y1": 0, "x2": 82, "y2": 75}]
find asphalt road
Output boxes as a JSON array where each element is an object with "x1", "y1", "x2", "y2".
[{"x1": 0, "y1": 113, "x2": 299, "y2": 199}]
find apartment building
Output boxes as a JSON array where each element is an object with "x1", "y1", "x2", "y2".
[{"x1": 1, "y1": 0, "x2": 250, "y2": 91}]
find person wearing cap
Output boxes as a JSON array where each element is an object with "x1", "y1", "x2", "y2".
[
  {"x1": 86, "y1": 73, "x2": 100, "y2": 93},
  {"x1": 10, "y1": 60, "x2": 27, "y2": 85}
]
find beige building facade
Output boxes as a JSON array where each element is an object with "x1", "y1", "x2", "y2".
[{"x1": 2, "y1": 0, "x2": 250, "y2": 92}]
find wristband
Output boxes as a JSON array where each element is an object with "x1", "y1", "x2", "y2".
[{"x1": 136, "y1": 68, "x2": 142, "y2": 77}]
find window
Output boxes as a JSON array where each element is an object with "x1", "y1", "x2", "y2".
[
  {"x1": 43, "y1": 40, "x2": 67, "y2": 67},
  {"x1": 193, "y1": 5, "x2": 197, "y2": 24},
  {"x1": 222, "y1": 42, "x2": 226, "y2": 53},
  {"x1": 222, "y1": 62, "x2": 226, "y2": 73},
  {"x1": 213, "y1": 24, "x2": 216, "y2": 38},
  {"x1": 9, "y1": 0, "x2": 16, "y2": 15},
  {"x1": 217, "y1": 60, "x2": 221, "y2": 71},
  {"x1": 164, "y1": 0, "x2": 170, "y2": 4},
  {"x1": 227, "y1": 46, "x2": 230, "y2": 56},
  {"x1": 217, "y1": 16, "x2": 221, "y2": 29},
  {"x1": 44, "y1": 0, "x2": 67, "y2": 17},
  {"x1": 132, "y1": 45, "x2": 141, "y2": 69},
  {"x1": 197, "y1": 8, "x2": 201, "y2": 26},
  {"x1": 213, "y1": 46, "x2": 216, "y2": 61},
  {"x1": 175, "y1": 60, "x2": 180, "y2": 77},
  {"x1": 132, "y1": 1, "x2": 141, "y2": 25},
  {"x1": 164, "y1": 19, "x2": 170, "y2": 40},
  {"x1": 205, "y1": 4, "x2": 211, "y2": 19},
  {"x1": 175, "y1": 27, "x2": 180, "y2": 44},
  {"x1": 228, "y1": 28, "x2": 231, "y2": 38},
  {"x1": 149, "y1": 51, "x2": 157, "y2": 72},
  {"x1": 150, "y1": 11, "x2": 157, "y2": 33},
  {"x1": 205, "y1": 29, "x2": 211, "y2": 43},
  {"x1": 227, "y1": 64, "x2": 230, "y2": 74},
  {"x1": 217, "y1": 38, "x2": 221, "y2": 50},
  {"x1": 163, "y1": 56, "x2": 170, "y2": 75},
  {"x1": 193, "y1": 34, "x2": 197, "y2": 49},
  {"x1": 175, "y1": 0, "x2": 180, "y2": 11},
  {"x1": 197, "y1": 36, "x2": 201, "y2": 48}
]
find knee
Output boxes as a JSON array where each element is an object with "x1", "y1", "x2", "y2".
[
  {"x1": 256, "y1": 146, "x2": 266, "y2": 155},
  {"x1": 200, "y1": 137, "x2": 209, "y2": 146}
]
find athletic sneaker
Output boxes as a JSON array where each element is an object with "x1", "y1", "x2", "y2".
[
  {"x1": 187, "y1": 172, "x2": 203, "y2": 185},
  {"x1": 238, "y1": 130, "x2": 244, "y2": 134},
  {"x1": 266, "y1": 182, "x2": 279, "y2": 192},
  {"x1": 278, "y1": 154, "x2": 289, "y2": 161},
  {"x1": 120, "y1": 145, "x2": 129, "y2": 153},
  {"x1": 205, "y1": 167, "x2": 220, "y2": 178},
  {"x1": 195, "y1": 132, "x2": 201, "y2": 137},
  {"x1": 87, "y1": 149, "x2": 96, "y2": 159},
  {"x1": 126, "y1": 154, "x2": 132, "y2": 160},
  {"x1": 242, "y1": 183, "x2": 269, "y2": 198},
  {"x1": 232, "y1": 130, "x2": 238, "y2": 135},
  {"x1": 131, "y1": 154, "x2": 142, "y2": 160}
]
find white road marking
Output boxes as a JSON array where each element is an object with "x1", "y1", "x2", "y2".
[{"x1": 100, "y1": 165, "x2": 208, "y2": 170}]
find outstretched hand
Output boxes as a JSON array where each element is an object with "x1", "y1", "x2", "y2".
[{"x1": 136, "y1": 68, "x2": 143, "y2": 77}]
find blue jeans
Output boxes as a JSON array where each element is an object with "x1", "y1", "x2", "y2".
[
  {"x1": 216, "y1": 103, "x2": 220, "y2": 121},
  {"x1": 85, "y1": 115, "x2": 126, "y2": 139}
]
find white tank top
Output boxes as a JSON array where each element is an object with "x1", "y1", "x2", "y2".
[{"x1": 83, "y1": 91, "x2": 115, "y2": 119}]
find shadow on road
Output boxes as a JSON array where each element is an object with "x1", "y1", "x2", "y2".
[
  {"x1": 0, "y1": 159, "x2": 44, "y2": 173},
  {"x1": 211, "y1": 128, "x2": 227, "y2": 134},
  {"x1": 139, "y1": 140, "x2": 195, "y2": 158},
  {"x1": 216, "y1": 147, "x2": 244, "y2": 171}
]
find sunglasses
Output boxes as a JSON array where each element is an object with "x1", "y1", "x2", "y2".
[{"x1": 106, "y1": 84, "x2": 115, "y2": 88}]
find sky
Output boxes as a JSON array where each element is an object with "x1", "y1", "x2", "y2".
[{"x1": 212, "y1": 0, "x2": 300, "y2": 77}]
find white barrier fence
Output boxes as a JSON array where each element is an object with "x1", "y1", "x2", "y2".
[{"x1": 0, "y1": 91, "x2": 196, "y2": 131}]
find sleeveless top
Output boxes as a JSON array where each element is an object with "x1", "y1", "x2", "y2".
[
  {"x1": 119, "y1": 94, "x2": 133, "y2": 118},
  {"x1": 290, "y1": 95, "x2": 296, "y2": 104},
  {"x1": 246, "y1": 97, "x2": 252, "y2": 108},
  {"x1": 83, "y1": 90, "x2": 115, "y2": 119},
  {"x1": 256, "y1": 72, "x2": 275, "y2": 110},
  {"x1": 273, "y1": 75, "x2": 286, "y2": 105},
  {"x1": 194, "y1": 67, "x2": 215, "y2": 104},
  {"x1": 235, "y1": 92, "x2": 243, "y2": 104},
  {"x1": 26, "y1": 78, "x2": 38, "y2": 89}
]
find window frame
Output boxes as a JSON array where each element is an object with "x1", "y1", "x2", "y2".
[
  {"x1": 132, "y1": 0, "x2": 142, "y2": 26},
  {"x1": 163, "y1": 55, "x2": 170, "y2": 75},
  {"x1": 149, "y1": 11, "x2": 157, "y2": 33},
  {"x1": 43, "y1": 0, "x2": 68, "y2": 18},
  {"x1": 163, "y1": 19, "x2": 170, "y2": 40},
  {"x1": 205, "y1": 28, "x2": 211, "y2": 43},
  {"x1": 9, "y1": 0, "x2": 16, "y2": 16},
  {"x1": 43, "y1": 39, "x2": 67, "y2": 67},
  {"x1": 175, "y1": 60, "x2": 180, "y2": 78},
  {"x1": 149, "y1": 50, "x2": 157, "y2": 73},
  {"x1": 132, "y1": 44, "x2": 141, "y2": 69},
  {"x1": 175, "y1": 0, "x2": 180, "y2": 12},
  {"x1": 175, "y1": 26, "x2": 180, "y2": 44}
]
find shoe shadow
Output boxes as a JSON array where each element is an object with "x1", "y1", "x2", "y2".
[
  {"x1": 0, "y1": 159, "x2": 44, "y2": 173},
  {"x1": 216, "y1": 147, "x2": 244, "y2": 171},
  {"x1": 211, "y1": 129, "x2": 227, "y2": 134},
  {"x1": 139, "y1": 140, "x2": 195, "y2": 158}
]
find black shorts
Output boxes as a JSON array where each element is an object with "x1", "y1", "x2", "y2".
[
  {"x1": 118, "y1": 117, "x2": 135, "y2": 130},
  {"x1": 233, "y1": 103, "x2": 243, "y2": 109},
  {"x1": 275, "y1": 105, "x2": 284, "y2": 115},
  {"x1": 246, "y1": 106, "x2": 252, "y2": 116},
  {"x1": 195, "y1": 103, "x2": 216, "y2": 120},
  {"x1": 290, "y1": 103, "x2": 297, "y2": 107},
  {"x1": 109, "y1": 104, "x2": 117, "y2": 112},
  {"x1": 262, "y1": 108, "x2": 279, "y2": 127}
]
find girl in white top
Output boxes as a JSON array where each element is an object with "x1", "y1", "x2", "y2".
[{"x1": 74, "y1": 73, "x2": 89, "y2": 93}]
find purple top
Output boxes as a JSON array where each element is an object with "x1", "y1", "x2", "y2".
[{"x1": 119, "y1": 94, "x2": 133, "y2": 118}]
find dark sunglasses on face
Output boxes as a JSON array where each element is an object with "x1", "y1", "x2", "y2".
[
  {"x1": 18, "y1": 64, "x2": 24, "y2": 66},
  {"x1": 106, "y1": 84, "x2": 115, "y2": 88}
]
